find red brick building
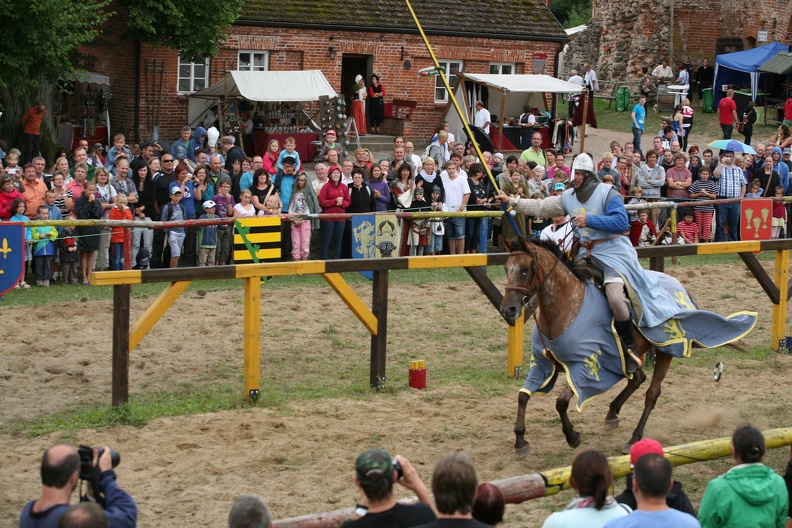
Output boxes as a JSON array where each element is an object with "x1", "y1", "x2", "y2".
[{"x1": 83, "y1": 0, "x2": 568, "y2": 146}]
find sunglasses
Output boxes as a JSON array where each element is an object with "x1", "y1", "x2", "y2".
[{"x1": 162, "y1": 159, "x2": 174, "y2": 163}]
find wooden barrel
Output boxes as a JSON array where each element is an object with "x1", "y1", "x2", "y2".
[{"x1": 657, "y1": 86, "x2": 675, "y2": 113}]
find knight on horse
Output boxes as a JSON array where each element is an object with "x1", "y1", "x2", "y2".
[{"x1": 496, "y1": 154, "x2": 756, "y2": 456}]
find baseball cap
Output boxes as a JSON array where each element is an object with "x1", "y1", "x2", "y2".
[
  {"x1": 94, "y1": 143, "x2": 104, "y2": 150},
  {"x1": 283, "y1": 155, "x2": 297, "y2": 166},
  {"x1": 630, "y1": 438, "x2": 664, "y2": 468},
  {"x1": 326, "y1": 129, "x2": 336, "y2": 136},
  {"x1": 783, "y1": 148, "x2": 791, "y2": 155},
  {"x1": 203, "y1": 200, "x2": 216, "y2": 209},
  {"x1": 355, "y1": 449, "x2": 393, "y2": 483},
  {"x1": 170, "y1": 188, "x2": 183, "y2": 195},
  {"x1": 555, "y1": 182, "x2": 566, "y2": 191}
]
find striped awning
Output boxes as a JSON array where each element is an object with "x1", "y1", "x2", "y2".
[{"x1": 758, "y1": 51, "x2": 792, "y2": 74}]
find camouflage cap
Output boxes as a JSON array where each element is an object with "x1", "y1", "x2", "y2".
[{"x1": 355, "y1": 449, "x2": 393, "y2": 483}]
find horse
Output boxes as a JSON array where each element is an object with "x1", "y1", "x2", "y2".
[{"x1": 500, "y1": 236, "x2": 671, "y2": 458}]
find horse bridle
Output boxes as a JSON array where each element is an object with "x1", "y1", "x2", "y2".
[{"x1": 504, "y1": 250, "x2": 542, "y2": 307}]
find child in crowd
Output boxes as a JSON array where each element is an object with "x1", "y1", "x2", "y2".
[
  {"x1": 406, "y1": 186, "x2": 430, "y2": 256},
  {"x1": 772, "y1": 185, "x2": 787, "y2": 239},
  {"x1": 104, "y1": 133, "x2": 132, "y2": 176},
  {"x1": 501, "y1": 169, "x2": 530, "y2": 248},
  {"x1": 109, "y1": 194, "x2": 133, "y2": 270},
  {"x1": 745, "y1": 178, "x2": 763, "y2": 198},
  {"x1": 629, "y1": 210, "x2": 659, "y2": 247},
  {"x1": 262, "y1": 195, "x2": 281, "y2": 216},
  {"x1": 688, "y1": 166, "x2": 716, "y2": 242},
  {"x1": 427, "y1": 185, "x2": 445, "y2": 256},
  {"x1": 74, "y1": 181, "x2": 104, "y2": 285},
  {"x1": 5, "y1": 152, "x2": 21, "y2": 183},
  {"x1": 0, "y1": 175, "x2": 25, "y2": 221},
  {"x1": 162, "y1": 188, "x2": 186, "y2": 269},
  {"x1": 528, "y1": 192, "x2": 548, "y2": 238},
  {"x1": 288, "y1": 172, "x2": 319, "y2": 261},
  {"x1": 677, "y1": 208, "x2": 699, "y2": 244},
  {"x1": 197, "y1": 200, "x2": 218, "y2": 267},
  {"x1": 627, "y1": 186, "x2": 645, "y2": 223},
  {"x1": 31, "y1": 205, "x2": 57, "y2": 286},
  {"x1": 212, "y1": 179, "x2": 235, "y2": 266},
  {"x1": 277, "y1": 137, "x2": 302, "y2": 172},
  {"x1": 233, "y1": 189, "x2": 257, "y2": 218},
  {"x1": 58, "y1": 215, "x2": 80, "y2": 285}
]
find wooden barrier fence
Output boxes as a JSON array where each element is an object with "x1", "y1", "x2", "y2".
[{"x1": 271, "y1": 427, "x2": 792, "y2": 528}]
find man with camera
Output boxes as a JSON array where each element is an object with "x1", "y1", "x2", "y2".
[
  {"x1": 343, "y1": 448, "x2": 437, "y2": 528},
  {"x1": 19, "y1": 444, "x2": 137, "y2": 528}
]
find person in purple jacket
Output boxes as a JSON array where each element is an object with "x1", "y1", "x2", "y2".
[{"x1": 366, "y1": 163, "x2": 391, "y2": 211}]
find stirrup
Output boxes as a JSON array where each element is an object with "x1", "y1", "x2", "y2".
[{"x1": 625, "y1": 346, "x2": 643, "y2": 373}]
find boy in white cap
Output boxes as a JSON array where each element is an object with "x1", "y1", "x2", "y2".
[{"x1": 197, "y1": 200, "x2": 218, "y2": 266}]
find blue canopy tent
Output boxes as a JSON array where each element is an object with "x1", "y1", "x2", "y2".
[{"x1": 713, "y1": 42, "x2": 789, "y2": 107}]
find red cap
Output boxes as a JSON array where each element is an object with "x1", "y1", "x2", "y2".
[{"x1": 630, "y1": 438, "x2": 664, "y2": 468}]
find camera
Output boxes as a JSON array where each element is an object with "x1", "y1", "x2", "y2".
[
  {"x1": 392, "y1": 456, "x2": 403, "y2": 480},
  {"x1": 78, "y1": 445, "x2": 120, "y2": 480}
]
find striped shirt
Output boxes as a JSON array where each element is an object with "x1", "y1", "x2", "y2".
[
  {"x1": 677, "y1": 220, "x2": 699, "y2": 242},
  {"x1": 715, "y1": 165, "x2": 746, "y2": 198},
  {"x1": 688, "y1": 180, "x2": 717, "y2": 212}
]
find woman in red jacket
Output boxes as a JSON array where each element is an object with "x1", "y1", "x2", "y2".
[
  {"x1": 318, "y1": 166, "x2": 351, "y2": 260},
  {"x1": 0, "y1": 176, "x2": 25, "y2": 221}
]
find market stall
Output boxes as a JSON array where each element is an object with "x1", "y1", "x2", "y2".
[
  {"x1": 188, "y1": 70, "x2": 337, "y2": 161},
  {"x1": 439, "y1": 73, "x2": 583, "y2": 152},
  {"x1": 56, "y1": 72, "x2": 112, "y2": 151},
  {"x1": 712, "y1": 42, "x2": 788, "y2": 112}
]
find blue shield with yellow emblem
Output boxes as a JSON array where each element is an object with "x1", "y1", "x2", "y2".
[{"x1": 0, "y1": 223, "x2": 26, "y2": 295}]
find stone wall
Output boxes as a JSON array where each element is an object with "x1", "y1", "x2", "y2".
[{"x1": 567, "y1": 0, "x2": 791, "y2": 82}]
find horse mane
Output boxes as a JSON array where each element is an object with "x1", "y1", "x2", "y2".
[{"x1": 510, "y1": 236, "x2": 595, "y2": 283}]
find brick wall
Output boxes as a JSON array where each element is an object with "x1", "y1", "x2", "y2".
[{"x1": 81, "y1": 24, "x2": 562, "y2": 146}]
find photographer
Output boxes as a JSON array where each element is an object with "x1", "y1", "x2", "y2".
[
  {"x1": 19, "y1": 445, "x2": 137, "y2": 528},
  {"x1": 342, "y1": 449, "x2": 436, "y2": 528}
]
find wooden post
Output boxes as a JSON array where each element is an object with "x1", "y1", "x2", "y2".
[
  {"x1": 771, "y1": 249, "x2": 789, "y2": 350},
  {"x1": 112, "y1": 284, "x2": 130, "y2": 406},
  {"x1": 507, "y1": 307, "x2": 525, "y2": 377},
  {"x1": 370, "y1": 269, "x2": 389, "y2": 390},
  {"x1": 498, "y1": 94, "x2": 506, "y2": 152},
  {"x1": 124, "y1": 227, "x2": 132, "y2": 270},
  {"x1": 243, "y1": 277, "x2": 261, "y2": 402}
]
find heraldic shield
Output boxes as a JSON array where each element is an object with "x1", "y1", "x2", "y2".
[
  {"x1": 740, "y1": 198, "x2": 772, "y2": 242},
  {"x1": 0, "y1": 223, "x2": 26, "y2": 295}
]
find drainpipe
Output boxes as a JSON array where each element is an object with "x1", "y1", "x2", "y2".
[
  {"x1": 669, "y1": 0, "x2": 674, "y2": 63},
  {"x1": 134, "y1": 38, "x2": 141, "y2": 143}
]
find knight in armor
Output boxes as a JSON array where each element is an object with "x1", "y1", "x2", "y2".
[{"x1": 496, "y1": 153, "x2": 672, "y2": 372}]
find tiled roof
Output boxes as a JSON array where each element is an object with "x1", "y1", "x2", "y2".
[{"x1": 238, "y1": 0, "x2": 567, "y2": 42}]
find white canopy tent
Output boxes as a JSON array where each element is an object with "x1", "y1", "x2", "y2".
[
  {"x1": 187, "y1": 70, "x2": 338, "y2": 127},
  {"x1": 440, "y1": 73, "x2": 583, "y2": 151}
]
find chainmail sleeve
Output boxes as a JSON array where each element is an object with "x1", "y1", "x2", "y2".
[{"x1": 508, "y1": 194, "x2": 566, "y2": 217}]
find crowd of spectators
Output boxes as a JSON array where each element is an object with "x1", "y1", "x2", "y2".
[
  {"x1": 19, "y1": 425, "x2": 790, "y2": 527},
  {"x1": 3, "y1": 95, "x2": 792, "y2": 292}
]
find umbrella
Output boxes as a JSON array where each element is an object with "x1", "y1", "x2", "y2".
[{"x1": 707, "y1": 140, "x2": 756, "y2": 154}]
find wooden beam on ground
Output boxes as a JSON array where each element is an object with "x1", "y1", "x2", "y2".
[
  {"x1": 321, "y1": 273, "x2": 378, "y2": 335},
  {"x1": 738, "y1": 252, "x2": 779, "y2": 304},
  {"x1": 771, "y1": 249, "x2": 789, "y2": 350},
  {"x1": 130, "y1": 281, "x2": 192, "y2": 351},
  {"x1": 370, "y1": 270, "x2": 389, "y2": 390},
  {"x1": 243, "y1": 277, "x2": 261, "y2": 402},
  {"x1": 112, "y1": 285, "x2": 131, "y2": 407}
]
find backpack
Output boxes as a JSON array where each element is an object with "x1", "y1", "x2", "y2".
[{"x1": 162, "y1": 202, "x2": 186, "y2": 222}]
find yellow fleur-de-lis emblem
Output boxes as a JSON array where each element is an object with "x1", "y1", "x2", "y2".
[
  {"x1": 674, "y1": 291, "x2": 693, "y2": 310},
  {"x1": 526, "y1": 352, "x2": 537, "y2": 372},
  {"x1": 584, "y1": 350, "x2": 602, "y2": 382},
  {"x1": 663, "y1": 319, "x2": 686, "y2": 340}
]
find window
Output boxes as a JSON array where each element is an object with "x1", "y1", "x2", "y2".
[
  {"x1": 238, "y1": 51, "x2": 269, "y2": 72},
  {"x1": 177, "y1": 54, "x2": 209, "y2": 94},
  {"x1": 489, "y1": 63, "x2": 515, "y2": 75},
  {"x1": 435, "y1": 60, "x2": 463, "y2": 103}
]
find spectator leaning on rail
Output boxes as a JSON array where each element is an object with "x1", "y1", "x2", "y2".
[
  {"x1": 19, "y1": 444, "x2": 137, "y2": 528},
  {"x1": 414, "y1": 450, "x2": 490, "y2": 528},
  {"x1": 342, "y1": 449, "x2": 436, "y2": 528}
]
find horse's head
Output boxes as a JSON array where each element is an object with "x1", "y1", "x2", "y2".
[{"x1": 500, "y1": 237, "x2": 540, "y2": 326}]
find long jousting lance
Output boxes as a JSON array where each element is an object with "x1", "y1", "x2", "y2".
[{"x1": 403, "y1": 0, "x2": 522, "y2": 237}]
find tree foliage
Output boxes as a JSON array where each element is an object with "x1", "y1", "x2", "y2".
[
  {"x1": 120, "y1": 0, "x2": 244, "y2": 61},
  {"x1": 550, "y1": 0, "x2": 592, "y2": 28},
  {"x1": 0, "y1": 0, "x2": 112, "y2": 91}
]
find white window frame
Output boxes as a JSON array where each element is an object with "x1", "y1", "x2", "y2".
[
  {"x1": 435, "y1": 60, "x2": 464, "y2": 103},
  {"x1": 489, "y1": 62, "x2": 516, "y2": 75},
  {"x1": 238, "y1": 51, "x2": 270, "y2": 72},
  {"x1": 177, "y1": 54, "x2": 209, "y2": 94}
]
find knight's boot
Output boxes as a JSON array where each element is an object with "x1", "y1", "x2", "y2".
[{"x1": 614, "y1": 319, "x2": 642, "y2": 373}]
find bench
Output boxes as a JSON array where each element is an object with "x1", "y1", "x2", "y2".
[{"x1": 383, "y1": 99, "x2": 418, "y2": 136}]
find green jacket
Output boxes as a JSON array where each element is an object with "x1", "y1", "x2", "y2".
[{"x1": 699, "y1": 463, "x2": 788, "y2": 528}]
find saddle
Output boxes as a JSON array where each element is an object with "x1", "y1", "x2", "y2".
[{"x1": 569, "y1": 238, "x2": 606, "y2": 292}]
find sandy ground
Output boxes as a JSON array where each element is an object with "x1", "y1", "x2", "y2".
[{"x1": 1, "y1": 259, "x2": 790, "y2": 527}]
